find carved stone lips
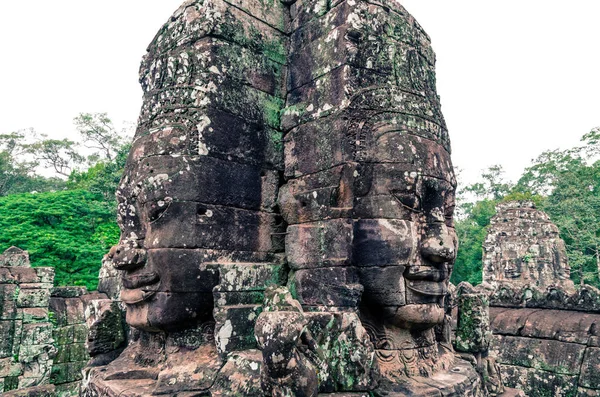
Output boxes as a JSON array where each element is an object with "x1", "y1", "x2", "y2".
[
  {"x1": 404, "y1": 264, "x2": 449, "y2": 282},
  {"x1": 404, "y1": 265, "x2": 449, "y2": 297},
  {"x1": 120, "y1": 272, "x2": 160, "y2": 304},
  {"x1": 122, "y1": 272, "x2": 159, "y2": 289}
]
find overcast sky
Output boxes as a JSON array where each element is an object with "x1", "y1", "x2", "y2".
[{"x1": 1, "y1": 1, "x2": 598, "y2": 186}]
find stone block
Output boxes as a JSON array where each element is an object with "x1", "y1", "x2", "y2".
[
  {"x1": 292, "y1": 267, "x2": 362, "y2": 308},
  {"x1": 134, "y1": 155, "x2": 270, "y2": 211},
  {"x1": 63, "y1": 297, "x2": 85, "y2": 325},
  {"x1": 21, "y1": 308, "x2": 48, "y2": 323},
  {"x1": 3, "y1": 375, "x2": 19, "y2": 391},
  {"x1": 0, "y1": 320, "x2": 17, "y2": 358},
  {"x1": 50, "y1": 362, "x2": 83, "y2": 384},
  {"x1": 580, "y1": 347, "x2": 600, "y2": 389},
  {"x1": 215, "y1": 262, "x2": 287, "y2": 292},
  {"x1": 136, "y1": 249, "x2": 220, "y2": 293},
  {"x1": 0, "y1": 247, "x2": 31, "y2": 267},
  {"x1": 53, "y1": 344, "x2": 69, "y2": 364},
  {"x1": 85, "y1": 299, "x2": 125, "y2": 356},
  {"x1": 0, "y1": 296, "x2": 18, "y2": 320},
  {"x1": 213, "y1": 291, "x2": 265, "y2": 306},
  {"x1": 0, "y1": 357, "x2": 22, "y2": 377},
  {"x1": 214, "y1": 305, "x2": 262, "y2": 355},
  {"x1": 278, "y1": 164, "x2": 355, "y2": 225},
  {"x1": 357, "y1": 266, "x2": 406, "y2": 306},
  {"x1": 73, "y1": 324, "x2": 88, "y2": 344},
  {"x1": 578, "y1": 387, "x2": 600, "y2": 396},
  {"x1": 286, "y1": 219, "x2": 353, "y2": 269},
  {"x1": 353, "y1": 219, "x2": 417, "y2": 267},
  {"x1": 520, "y1": 310, "x2": 600, "y2": 345},
  {"x1": 0, "y1": 267, "x2": 39, "y2": 284},
  {"x1": 210, "y1": 350, "x2": 262, "y2": 396},
  {"x1": 34, "y1": 268, "x2": 54, "y2": 284},
  {"x1": 499, "y1": 364, "x2": 578, "y2": 397},
  {"x1": 20, "y1": 322, "x2": 53, "y2": 349},
  {"x1": 68, "y1": 342, "x2": 89, "y2": 363},
  {"x1": 3, "y1": 385, "x2": 56, "y2": 397},
  {"x1": 303, "y1": 312, "x2": 375, "y2": 391},
  {"x1": 17, "y1": 288, "x2": 50, "y2": 308},
  {"x1": 490, "y1": 307, "x2": 542, "y2": 336},
  {"x1": 53, "y1": 324, "x2": 74, "y2": 346},
  {"x1": 153, "y1": 343, "x2": 221, "y2": 395},
  {"x1": 144, "y1": 202, "x2": 280, "y2": 253},
  {"x1": 283, "y1": 117, "x2": 353, "y2": 177},
  {"x1": 50, "y1": 286, "x2": 88, "y2": 298},
  {"x1": 492, "y1": 335, "x2": 585, "y2": 375}
]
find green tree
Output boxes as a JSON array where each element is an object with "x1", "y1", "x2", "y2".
[
  {"x1": 0, "y1": 190, "x2": 120, "y2": 290},
  {"x1": 74, "y1": 112, "x2": 128, "y2": 162},
  {"x1": 452, "y1": 199, "x2": 497, "y2": 285},
  {"x1": 516, "y1": 128, "x2": 600, "y2": 287}
]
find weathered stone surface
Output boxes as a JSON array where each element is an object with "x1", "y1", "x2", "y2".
[
  {"x1": 490, "y1": 306, "x2": 600, "y2": 393},
  {"x1": 580, "y1": 347, "x2": 600, "y2": 390},
  {"x1": 291, "y1": 267, "x2": 363, "y2": 308},
  {"x1": 0, "y1": 251, "x2": 55, "y2": 393},
  {"x1": 286, "y1": 219, "x2": 353, "y2": 269},
  {"x1": 454, "y1": 283, "x2": 492, "y2": 354},
  {"x1": 483, "y1": 201, "x2": 576, "y2": 292},
  {"x1": 85, "y1": 299, "x2": 125, "y2": 356},
  {"x1": 500, "y1": 364, "x2": 578, "y2": 397},
  {"x1": 3, "y1": 384, "x2": 56, "y2": 397},
  {"x1": 492, "y1": 335, "x2": 585, "y2": 375},
  {"x1": 0, "y1": 247, "x2": 31, "y2": 268}
]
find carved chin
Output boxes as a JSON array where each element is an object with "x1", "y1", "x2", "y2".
[
  {"x1": 124, "y1": 302, "x2": 161, "y2": 332},
  {"x1": 385, "y1": 304, "x2": 445, "y2": 331}
]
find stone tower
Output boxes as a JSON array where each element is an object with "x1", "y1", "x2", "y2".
[
  {"x1": 83, "y1": 1, "x2": 488, "y2": 395},
  {"x1": 483, "y1": 201, "x2": 575, "y2": 292}
]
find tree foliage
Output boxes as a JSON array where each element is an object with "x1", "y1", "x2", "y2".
[
  {"x1": 0, "y1": 113, "x2": 130, "y2": 290},
  {"x1": 0, "y1": 190, "x2": 119, "y2": 289}
]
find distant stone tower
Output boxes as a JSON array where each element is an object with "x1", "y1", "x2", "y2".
[{"x1": 483, "y1": 201, "x2": 575, "y2": 292}]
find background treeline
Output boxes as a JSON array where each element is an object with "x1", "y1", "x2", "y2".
[
  {"x1": 452, "y1": 127, "x2": 600, "y2": 288},
  {"x1": 0, "y1": 113, "x2": 130, "y2": 290}
]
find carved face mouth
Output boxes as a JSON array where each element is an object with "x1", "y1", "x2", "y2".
[
  {"x1": 120, "y1": 272, "x2": 160, "y2": 305},
  {"x1": 404, "y1": 264, "x2": 450, "y2": 298}
]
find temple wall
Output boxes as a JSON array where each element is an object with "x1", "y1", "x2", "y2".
[
  {"x1": 0, "y1": 247, "x2": 125, "y2": 397},
  {"x1": 0, "y1": 248, "x2": 55, "y2": 392},
  {"x1": 490, "y1": 306, "x2": 600, "y2": 397}
]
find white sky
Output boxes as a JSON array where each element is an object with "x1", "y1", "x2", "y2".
[{"x1": 1, "y1": 1, "x2": 599, "y2": 186}]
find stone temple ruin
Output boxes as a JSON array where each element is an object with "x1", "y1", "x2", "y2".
[
  {"x1": 81, "y1": 0, "x2": 503, "y2": 395},
  {"x1": 483, "y1": 201, "x2": 575, "y2": 292},
  {"x1": 4, "y1": 1, "x2": 598, "y2": 397},
  {"x1": 484, "y1": 202, "x2": 600, "y2": 396}
]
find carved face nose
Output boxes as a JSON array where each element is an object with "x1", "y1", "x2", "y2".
[
  {"x1": 420, "y1": 223, "x2": 456, "y2": 264},
  {"x1": 107, "y1": 244, "x2": 147, "y2": 271}
]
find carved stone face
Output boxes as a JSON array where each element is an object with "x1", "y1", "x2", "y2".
[
  {"x1": 107, "y1": 126, "x2": 279, "y2": 332},
  {"x1": 354, "y1": 133, "x2": 457, "y2": 332},
  {"x1": 107, "y1": 158, "x2": 219, "y2": 332}
]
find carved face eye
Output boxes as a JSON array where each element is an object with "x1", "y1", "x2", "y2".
[{"x1": 147, "y1": 201, "x2": 169, "y2": 223}]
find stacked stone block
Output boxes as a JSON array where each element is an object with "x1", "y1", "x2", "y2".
[
  {"x1": 212, "y1": 261, "x2": 287, "y2": 356},
  {"x1": 490, "y1": 306, "x2": 600, "y2": 397},
  {"x1": 0, "y1": 247, "x2": 55, "y2": 392},
  {"x1": 49, "y1": 287, "x2": 120, "y2": 396}
]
